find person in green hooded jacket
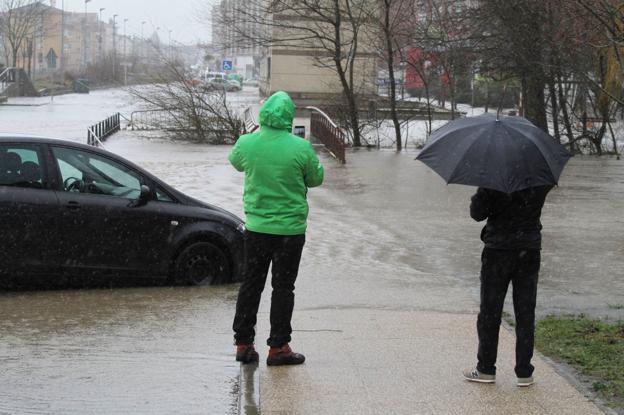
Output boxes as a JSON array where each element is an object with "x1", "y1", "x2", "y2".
[{"x1": 230, "y1": 91, "x2": 324, "y2": 366}]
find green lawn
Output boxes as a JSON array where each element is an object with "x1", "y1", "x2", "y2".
[{"x1": 535, "y1": 316, "x2": 624, "y2": 410}]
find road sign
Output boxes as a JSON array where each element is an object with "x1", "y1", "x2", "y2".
[{"x1": 222, "y1": 60, "x2": 233, "y2": 71}]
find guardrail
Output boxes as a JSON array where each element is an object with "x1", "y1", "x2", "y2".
[
  {"x1": 129, "y1": 108, "x2": 176, "y2": 130},
  {"x1": 309, "y1": 108, "x2": 346, "y2": 164},
  {"x1": 87, "y1": 113, "x2": 120, "y2": 147},
  {"x1": 244, "y1": 106, "x2": 259, "y2": 133},
  {"x1": 0, "y1": 67, "x2": 17, "y2": 94}
]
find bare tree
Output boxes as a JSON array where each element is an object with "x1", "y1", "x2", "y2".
[
  {"x1": 370, "y1": 0, "x2": 415, "y2": 151},
  {"x1": 216, "y1": 0, "x2": 374, "y2": 147},
  {"x1": 470, "y1": 0, "x2": 551, "y2": 131},
  {"x1": 127, "y1": 51, "x2": 245, "y2": 144},
  {"x1": 0, "y1": 0, "x2": 43, "y2": 68}
]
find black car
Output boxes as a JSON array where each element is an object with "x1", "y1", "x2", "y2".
[{"x1": 0, "y1": 135, "x2": 244, "y2": 287}]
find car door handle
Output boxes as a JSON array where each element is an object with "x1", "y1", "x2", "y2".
[{"x1": 66, "y1": 201, "x2": 81, "y2": 211}]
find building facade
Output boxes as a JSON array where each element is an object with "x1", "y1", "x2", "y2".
[
  {"x1": 211, "y1": 0, "x2": 262, "y2": 79},
  {"x1": 258, "y1": 2, "x2": 377, "y2": 100}
]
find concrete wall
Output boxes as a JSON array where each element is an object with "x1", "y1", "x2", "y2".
[
  {"x1": 262, "y1": 52, "x2": 376, "y2": 98},
  {"x1": 257, "y1": 3, "x2": 378, "y2": 99}
]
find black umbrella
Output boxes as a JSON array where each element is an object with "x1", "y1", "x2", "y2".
[{"x1": 416, "y1": 113, "x2": 571, "y2": 193}]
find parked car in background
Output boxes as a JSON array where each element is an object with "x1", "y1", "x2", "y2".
[
  {"x1": 0, "y1": 135, "x2": 245, "y2": 288},
  {"x1": 205, "y1": 77, "x2": 241, "y2": 92},
  {"x1": 226, "y1": 73, "x2": 244, "y2": 89}
]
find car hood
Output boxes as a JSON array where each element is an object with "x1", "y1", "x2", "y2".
[{"x1": 186, "y1": 196, "x2": 243, "y2": 225}]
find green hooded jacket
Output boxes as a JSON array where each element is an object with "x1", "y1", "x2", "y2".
[{"x1": 229, "y1": 91, "x2": 324, "y2": 235}]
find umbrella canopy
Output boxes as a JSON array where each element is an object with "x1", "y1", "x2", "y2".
[{"x1": 416, "y1": 113, "x2": 572, "y2": 193}]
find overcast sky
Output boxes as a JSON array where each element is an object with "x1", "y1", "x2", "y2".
[{"x1": 57, "y1": 0, "x2": 211, "y2": 44}]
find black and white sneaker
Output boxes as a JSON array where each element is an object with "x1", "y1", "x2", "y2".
[
  {"x1": 463, "y1": 368, "x2": 496, "y2": 383},
  {"x1": 517, "y1": 376, "x2": 534, "y2": 387}
]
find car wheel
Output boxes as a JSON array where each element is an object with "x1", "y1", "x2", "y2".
[{"x1": 173, "y1": 242, "x2": 231, "y2": 286}]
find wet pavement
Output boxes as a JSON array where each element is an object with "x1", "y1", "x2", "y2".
[{"x1": 1, "y1": 89, "x2": 623, "y2": 413}]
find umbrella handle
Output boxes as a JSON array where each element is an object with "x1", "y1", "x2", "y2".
[{"x1": 496, "y1": 82, "x2": 509, "y2": 121}]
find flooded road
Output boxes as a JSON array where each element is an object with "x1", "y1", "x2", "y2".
[
  {"x1": 1, "y1": 89, "x2": 623, "y2": 413},
  {"x1": 0, "y1": 287, "x2": 240, "y2": 415}
]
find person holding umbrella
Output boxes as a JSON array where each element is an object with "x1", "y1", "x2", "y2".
[
  {"x1": 417, "y1": 112, "x2": 571, "y2": 387},
  {"x1": 230, "y1": 91, "x2": 324, "y2": 366}
]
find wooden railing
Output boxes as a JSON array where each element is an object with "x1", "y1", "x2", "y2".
[
  {"x1": 309, "y1": 108, "x2": 346, "y2": 164},
  {"x1": 87, "y1": 113, "x2": 120, "y2": 147}
]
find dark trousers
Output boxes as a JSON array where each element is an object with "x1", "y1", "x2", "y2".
[
  {"x1": 233, "y1": 230, "x2": 306, "y2": 347},
  {"x1": 476, "y1": 248, "x2": 540, "y2": 378}
]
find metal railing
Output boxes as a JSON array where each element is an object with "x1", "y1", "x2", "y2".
[
  {"x1": 244, "y1": 106, "x2": 259, "y2": 133},
  {"x1": 0, "y1": 67, "x2": 17, "y2": 94},
  {"x1": 87, "y1": 113, "x2": 120, "y2": 147},
  {"x1": 130, "y1": 108, "x2": 176, "y2": 130},
  {"x1": 309, "y1": 107, "x2": 347, "y2": 164}
]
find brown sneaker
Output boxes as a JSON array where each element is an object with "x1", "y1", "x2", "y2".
[
  {"x1": 236, "y1": 344, "x2": 259, "y2": 364},
  {"x1": 266, "y1": 344, "x2": 305, "y2": 366}
]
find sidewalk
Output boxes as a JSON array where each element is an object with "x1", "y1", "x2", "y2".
[{"x1": 240, "y1": 308, "x2": 605, "y2": 415}]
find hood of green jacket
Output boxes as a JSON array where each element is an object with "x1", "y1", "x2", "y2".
[{"x1": 258, "y1": 91, "x2": 295, "y2": 130}]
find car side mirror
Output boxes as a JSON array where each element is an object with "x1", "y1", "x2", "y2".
[{"x1": 129, "y1": 185, "x2": 152, "y2": 208}]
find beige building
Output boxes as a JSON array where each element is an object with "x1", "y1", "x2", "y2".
[
  {"x1": 212, "y1": 0, "x2": 262, "y2": 79},
  {"x1": 2, "y1": 2, "x2": 118, "y2": 77},
  {"x1": 257, "y1": 4, "x2": 377, "y2": 101}
]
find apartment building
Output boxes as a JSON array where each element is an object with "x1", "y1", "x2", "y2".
[
  {"x1": 211, "y1": 0, "x2": 263, "y2": 79},
  {"x1": 1, "y1": 2, "x2": 122, "y2": 77}
]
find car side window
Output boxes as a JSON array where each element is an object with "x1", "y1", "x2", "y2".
[
  {"x1": 52, "y1": 146, "x2": 142, "y2": 200},
  {"x1": 156, "y1": 187, "x2": 174, "y2": 203},
  {"x1": 0, "y1": 145, "x2": 45, "y2": 189}
]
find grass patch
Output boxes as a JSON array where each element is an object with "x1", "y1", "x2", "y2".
[{"x1": 536, "y1": 316, "x2": 624, "y2": 410}]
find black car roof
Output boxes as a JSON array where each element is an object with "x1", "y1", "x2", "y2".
[
  {"x1": 0, "y1": 134, "x2": 98, "y2": 149},
  {"x1": 0, "y1": 134, "x2": 182, "y2": 198}
]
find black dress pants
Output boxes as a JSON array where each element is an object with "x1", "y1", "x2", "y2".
[
  {"x1": 476, "y1": 248, "x2": 540, "y2": 378},
  {"x1": 233, "y1": 230, "x2": 305, "y2": 347}
]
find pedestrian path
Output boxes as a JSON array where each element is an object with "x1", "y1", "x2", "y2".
[{"x1": 240, "y1": 309, "x2": 605, "y2": 415}]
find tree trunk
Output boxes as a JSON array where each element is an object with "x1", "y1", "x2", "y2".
[
  {"x1": 383, "y1": 0, "x2": 402, "y2": 151},
  {"x1": 523, "y1": 71, "x2": 548, "y2": 133},
  {"x1": 548, "y1": 69, "x2": 561, "y2": 143},
  {"x1": 333, "y1": 0, "x2": 361, "y2": 147},
  {"x1": 557, "y1": 72, "x2": 576, "y2": 153},
  {"x1": 11, "y1": 48, "x2": 18, "y2": 67}
]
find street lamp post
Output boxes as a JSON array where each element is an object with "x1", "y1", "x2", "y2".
[
  {"x1": 123, "y1": 18, "x2": 128, "y2": 85},
  {"x1": 168, "y1": 30, "x2": 172, "y2": 60},
  {"x1": 123, "y1": 19, "x2": 128, "y2": 58},
  {"x1": 141, "y1": 21, "x2": 146, "y2": 64},
  {"x1": 112, "y1": 14, "x2": 118, "y2": 81},
  {"x1": 60, "y1": 0, "x2": 64, "y2": 73},
  {"x1": 83, "y1": 0, "x2": 92, "y2": 72},
  {"x1": 98, "y1": 8, "x2": 105, "y2": 66}
]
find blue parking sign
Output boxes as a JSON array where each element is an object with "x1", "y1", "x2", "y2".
[{"x1": 222, "y1": 60, "x2": 233, "y2": 71}]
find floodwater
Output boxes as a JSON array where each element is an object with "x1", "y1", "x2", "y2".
[{"x1": 1, "y1": 89, "x2": 623, "y2": 414}]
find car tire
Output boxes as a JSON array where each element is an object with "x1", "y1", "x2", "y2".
[{"x1": 173, "y1": 241, "x2": 231, "y2": 286}]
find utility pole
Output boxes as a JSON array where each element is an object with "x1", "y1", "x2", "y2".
[
  {"x1": 83, "y1": 0, "x2": 92, "y2": 72},
  {"x1": 123, "y1": 18, "x2": 128, "y2": 58},
  {"x1": 112, "y1": 14, "x2": 117, "y2": 81},
  {"x1": 168, "y1": 30, "x2": 172, "y2": 60},
  {"x1": 60, "y1": 0, "x2": 64, "y2": 74},
  {"x1": 98, "y1": 8, "x2": 105, "y2": 66},
  {"x1": 141, "y1": 21, "x2": 146, "y2": 64},
  {"x1": 123, "y1": 18, "x2": 128, "y2": 85}
]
